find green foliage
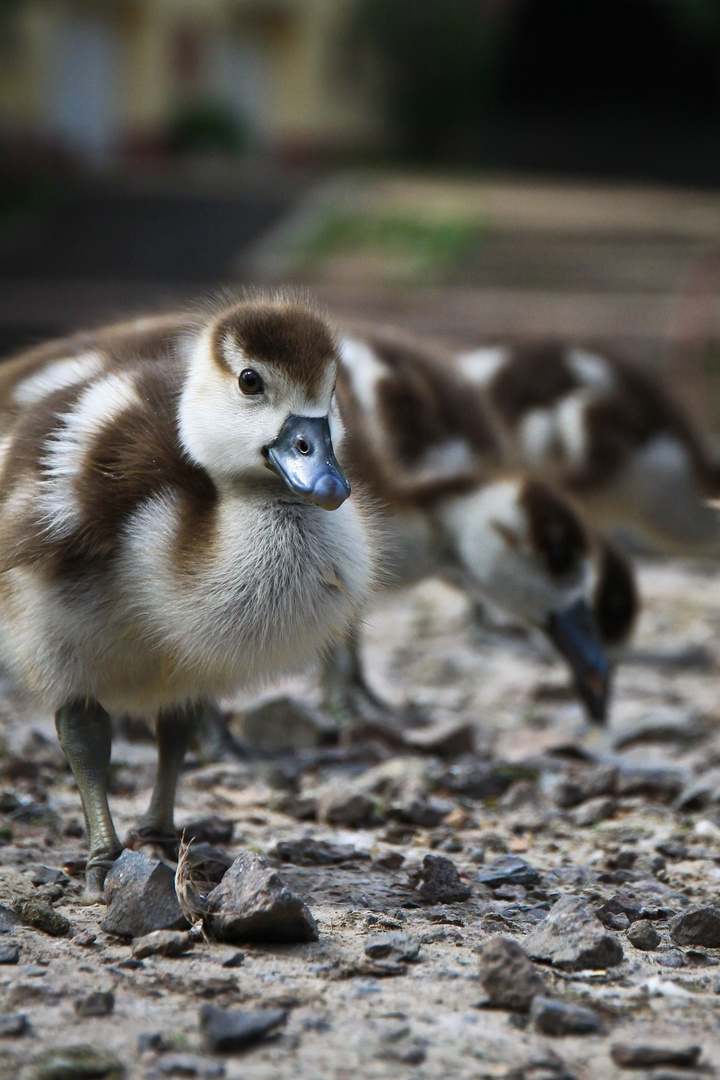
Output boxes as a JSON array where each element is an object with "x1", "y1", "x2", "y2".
[
  {"x1": 168, "y1": 101, "x2": 248, "y2": 156},
  {"x1": 306, "y1": 211, "x2": 481, "y2": 261}
]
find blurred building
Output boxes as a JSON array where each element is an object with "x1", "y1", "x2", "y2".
[{"x1": 0, "y1": 0, "x2": 375, "y2": 162}]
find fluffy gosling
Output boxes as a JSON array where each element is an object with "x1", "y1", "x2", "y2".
[{"x1": 0, "y1": 294, "x2": 375, "y2": 900}]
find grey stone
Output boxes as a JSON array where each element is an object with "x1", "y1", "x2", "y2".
[
  {"x1": 479, "y1": 936, "x2": 545, "y2": 1012},
  {"x1": 240, "y1": 695, "x2": 338, "y2": 751},
  {"x1": 178, "y1": 816, "x2": 234, "y2": 845},
  {"x1": 0, "y1": 904, "x2": 19, "y2": 932},
  {"x1": 675, "y1": 768, "x2": 720, "y2": 811},
  {"x1": 101, "y1": 850, "x2": 188, "y2": 939},
  {"x1": 0, "y1": 944, "x2": 19, "y2": 963},
  {"x1": 317, "y1": 786, "x2": 376, "y2": 827},
  {"x1": 365, "y1": 931, "x2": 420, "y2": 963},
  {"x1": 530, "y1": 996, "x2": 602, "y2": 1036},
  {"x1": 610, "y1": 1043, "x2": 701, "y2": 1068},
  {"x1": 73, "y1": 932, "x2": 97, "y2": 948},
  {"x1": 206, "y1": 851, "x2": 318, "y2": 943},
  {"x1": 34, "y1": 1045, "x2": 124, "y2": 1079},
  {"x1": 570, "y1": 796, "x2": 617, "y2": 827},
  {"x1": 74, "y1": 990, "x2": 115, "y2": 1017},
  {"x1": 525, "y1": 896, "x2": 624, "y2": 971},
  {"x1": 411, "y1": 854, "x2": 471, "y2": 904},
  {"x1": 157, "y1": 1052, "x2": 225, "y2": 1077},
  {"x1": 616, "y1": 765, "x2": 686, "y2": 801},
  {"x1": 0, "y1": 1013, "x2": 28, "y2": 1037},
  {"x1": 476, "y1": 854, "x2": 541, "y2": 889},
  {"x1": 138, "y1": 1033, "x2": 166, "y2": 1053},
  {"x1": 199, "y1": 1003, "x2": 287, "y2": 1052},
  {"x1": 29, "y1": 866, "x2": 69, "y2": 887},
  {"x1": 597, "y1": 888, "x2": 673, "y2": 926},
  {"x1": 383, "y1": 1038, "x2": 427, "y2": 1065},
  {"x1": 612, "y1": 707, "x2": 702, "y2": 749},
  {"x1": 272, "y1": 837, "x2": 368, "y2": 865},
  {"x1": 441, "y1": 756, "x2": 513, "y2": 800},
  {"x1": 402, "y1": 719, "x2": 475, "y2": 756},
  {"x1": 550, "y1": 765, "x2": 617, "y2": 808},
  {"x1": 398, "y1": 790, "x2": 455, "y2": 828},
  {"x1": 131, "y1": 929, "x2": 194, "y2": 959},
  {"x1": 669, "y1": 904, "x2": 720, "y2": 947},
  {"x1": 656, "y1": 949, "x2": 686, "y2": 968},
  {"x1": 220, "y1": 951, "x2": 245, "y2": 968},
  {"x1": 626, "y1": 920, "x2": 660, "y2": 950}
]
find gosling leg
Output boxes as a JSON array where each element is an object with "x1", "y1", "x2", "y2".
[
  {"x1": 126, "y1": 701, "x2": 203, "y2": 858},
  {"x1": 55, "y1": 699, "x2": 121, "y2": 904},
  {"x1": 321, "y1": 624, "x2": 388, "y2": 721}
]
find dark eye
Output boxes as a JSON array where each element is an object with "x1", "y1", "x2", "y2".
[
  {"x1": 546, "y1": 544, "x2": 575, "y2": 576},
  {"x1": 239, "y1": 369, "x2": 264, "y2": 395}
]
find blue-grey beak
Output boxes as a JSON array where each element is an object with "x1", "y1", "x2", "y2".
[
  {"x1": 545, "y1": 598, "x2": 611, "y2": 723},
  {"x1": 263, "y1": 414, "x2": 351, "y2": 511}
]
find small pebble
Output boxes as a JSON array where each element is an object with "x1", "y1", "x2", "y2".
[
  {"x1": 138, "y1": 1032, "x2": 167, "y2": 1053},
  {"x1": 221, "y1": 951, "x2": 245, "y2": 968},
  {"x1": 199, "y1": 1004, "x2": 287, "y2": 1052},
  {"x1": 669, "y1": 905, "x2": 720, "y2": 948},
  {"x1": 29, "y1": 866, "x2": 68, "y2": 887},
  {"x1": 476, "y1": 854, "x2": 540, "y2": 889},
  {"x1": 0, "y1": 1013, "x2": 28, "y2": 1038},
  {"x1": 157, "y1": 1052, "x2": 225, "y2": 1077},
  {"x1": 132, "y1": 930, "x2": 194, "y2": 959},
  {"x1": 530, "y1": 996, "x2": 602, "y2": 1036},
  {"x1": 411, "y1": 854, "x2": 471, "y2": 903},
  {"x1": 627, "y1": 920, "x2": 660, "y2": 951},
  {"x1": 478, "y1": 936, "x2": 544, "y2": 1013},
  {"x1": 365, "y1": 932, "x2": 420, "y2": 964},
  {"x1": 74, "y1": 990, "x2": 115, "y2": 1017},
  {"x1": 610, "y1": 1043, "x2": 701, "y2": 1068},
  {"x1": 0, "y1": 944, "x2": 20, "y2": 964}
]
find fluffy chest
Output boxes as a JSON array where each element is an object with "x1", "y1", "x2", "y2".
[
  {"x1": 0, "y1": 491, "x2": 372, "y2": 712},
  {"x1": 110, "y1": 491, "x2": 373, "y2": 699}
]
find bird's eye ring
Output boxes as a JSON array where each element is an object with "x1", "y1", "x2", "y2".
[{"x1": 239, "y1": 369, "x2": 264, "y2": 395}]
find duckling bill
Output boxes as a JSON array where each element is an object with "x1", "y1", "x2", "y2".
[{"x1": 0, "y1": 293, "x2": 375, "y2": 901}]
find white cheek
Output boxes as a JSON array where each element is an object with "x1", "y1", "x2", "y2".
[
  {"x1": 455, "y1": 346, "x2": 509, "y2": 386},
  {"x1": 328, "y1": 399, "x2": 345, "y2": 452},
  {"x1": 437, "y1": 481, "x2": 589, "y2": 626},
  {"x1": 180, "y1": 383, "x2": 286, "y2": 477}
]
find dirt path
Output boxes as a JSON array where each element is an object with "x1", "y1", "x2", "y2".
[{"x1": 2, "y1": 559, "x2": 720, "y2": 1079}]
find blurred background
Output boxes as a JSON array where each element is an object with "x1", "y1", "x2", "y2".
[{"x1": 1, "y1": 0, "x2": 720, "y2": 424}]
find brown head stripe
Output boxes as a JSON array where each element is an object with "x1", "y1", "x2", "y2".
[
  {"x1": 212, "y1": 301, "x2": 338, "y2": 398},
  {"x1": 519, "y1": 480, "x2": 588, "y2": 579},
  {"x1": 365, "y1": 333, "x2": 501, "y2": 466},
  {"x1": 594, "y1": 539, "x2": 638, "y2": 648}
]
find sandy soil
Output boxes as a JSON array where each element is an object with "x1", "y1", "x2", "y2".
[{"x1": 2, "y1": 557, "x2": 720, "y2": 1079}]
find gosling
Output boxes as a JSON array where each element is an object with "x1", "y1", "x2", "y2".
[
  {"x1": 0, "y1": 293, "x2": 375, "y2": 901},
  {"x1": 327, "y1": 328, "x2": 635, "y2": 724}
]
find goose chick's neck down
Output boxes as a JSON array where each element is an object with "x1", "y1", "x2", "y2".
[{"x1": 0, "y1": 294, "x2": 377, "y2": 899}]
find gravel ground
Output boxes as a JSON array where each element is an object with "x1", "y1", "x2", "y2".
[{"x1": 2, "y1": 557, "x2": 720, "y2": 1079}]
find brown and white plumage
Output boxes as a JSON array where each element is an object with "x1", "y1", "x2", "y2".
[
  {"x1": 455, "y1": 340, "x2": 720, "y2": 554},
  {"x1": 333, "y1": 327, "x2": 625, "y2": 722},
  {"x1": 0, "y1": 293, "x2": 376, "y2": 898}
]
